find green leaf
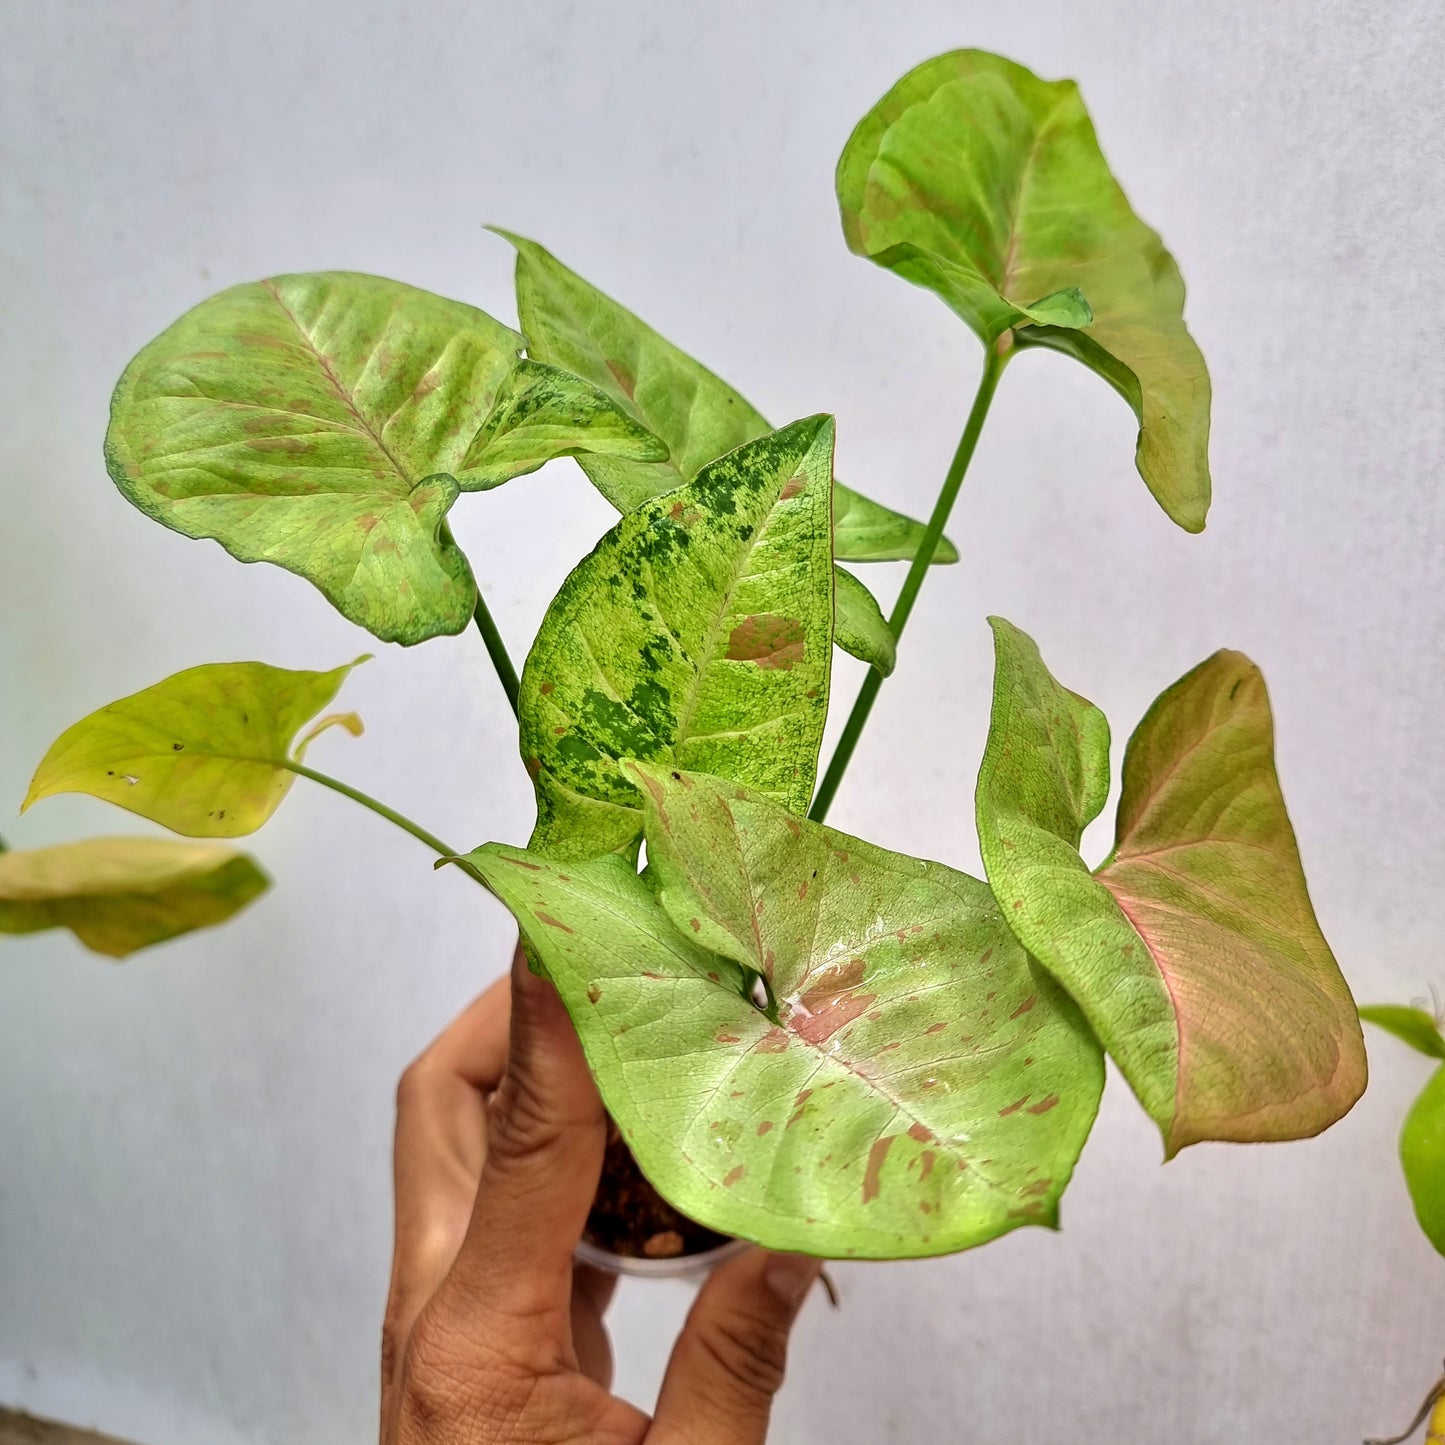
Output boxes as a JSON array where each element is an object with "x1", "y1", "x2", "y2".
[
  {"x1": 1360, "y1": 1004, "x2": 1445, "y2": 1061},
  {"x1": 465, "y1": 765, "x2": 1103, "y2": 1259},
  {"x1": 833, "y1": 567, "x2": 896, "y2": 676},
  {"x1": 105, "y1": 274, "x2": 665, "y2": 645},
  {"x1": 1401, "y1": 1064, "x2": 1445, "y2": 1256},
  {"x1": 0, "y1": 836, "x2": 268, "y2": 959},
  {"x1": 520, "y1": 418, "x2": 835, "y2": 860},
  {"x1": 23, "y1": 657, "x2": 366, "y2": 837},
  {"x1": 837, "y1": 50, "x2": 1212, "y2": 532},
  {"x1": 497, "y1": 229, "x2": 958, "y2": 566},
  {"x1": 453, "y1": 358, "x2": 669, "y2": 490},
  {"x1": 976, "y1": 618, "x2": 1366, "y2": 1155}
]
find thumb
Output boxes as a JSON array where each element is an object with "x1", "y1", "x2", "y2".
[
  {"x1": 443, "y1": 941, "x2": 606, "y2": 1334},
  {"x1": 650, "y1": 1247, "x2": 823, "y2": 1444}
]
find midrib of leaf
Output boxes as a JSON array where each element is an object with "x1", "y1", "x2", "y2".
[
  {"x1": 1103, "y1": 883, "x2": 1186, "y2": 1134},
  {"x1": 669, "y1": 504, "x2": 797, "y2": 756},
  {"x1": 259, "y1": 279, "x2": 418, "y2": 493},
  {"x1": 997, "y1": 94, "x2": 1068, "y2": 308}
]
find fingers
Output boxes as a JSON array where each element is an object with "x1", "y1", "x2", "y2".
[
  {"x1": 438, "y1": 942, "x2": 607, "y2": 1359},
  {"x1": 570, "y1": 1263, "x2": 619, "y2": 1389},
  {"x1": 382, "y1": 971, "x2": 512, "y2": 1411},
  {"x1": 650, "y1": 1248, "x2": 823, "y2": 1444}
]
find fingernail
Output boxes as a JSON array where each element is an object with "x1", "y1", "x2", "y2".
[{"x1": 763, "y1": 1251, "x2": 822, "y2": 1306}]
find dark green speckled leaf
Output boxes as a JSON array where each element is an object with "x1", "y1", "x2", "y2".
[{"x1": 520, "y1": 416, "x2": 835, "y2": 860}]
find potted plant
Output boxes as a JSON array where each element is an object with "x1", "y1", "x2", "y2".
[{"x1": 4, "y1": 49, "x2": 1368, "y2": 1278}]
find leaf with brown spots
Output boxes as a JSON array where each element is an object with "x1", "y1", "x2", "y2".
[
  {"x1": 975, "y1": 617, "x2": 1366, "y2": 1156},
  {"x1": 518, "y1": 417, "x2": 836, "y2": 861},
  {"x1": 24, "y1": 657, "x2": 366, "y2": 837},
  {"x1": 838, "y1": 50, "x2": 1212, "y2": 531},
  {"x1": 461, "y1": 766, "x2": 1103, "y2": 1258},
  {"x1": 106, "y1": 274, "x2": 666, "y2": 644},
  {"x1": 0, "y1": 836, "x2": 268, "y2": 959}
]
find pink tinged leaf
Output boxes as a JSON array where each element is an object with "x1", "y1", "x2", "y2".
[{"x1": 976, "y1": 619, "x2": 1366, "y2": 1158}]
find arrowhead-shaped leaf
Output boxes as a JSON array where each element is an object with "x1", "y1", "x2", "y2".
[
  {"x1": 1401, "y1": 1065, "x2": 1445, "y2": 1256},
  {"x1": 0, "y1": 836, "x2": 268, "y2": 959},
  {"x1": 24, "y1": 657, "x2": 366, "y2": 837},
  {"x1": 1361, "y1": 1004, "x2": 1445, "y2": 1061},
  {"x1": 106, "y1": 274, "x2": 664, "y2": 645},
  {"x1": 833, "y1": 566, "x2": 896, "y2": 677},
  {"x1": 520, "y1": 418, "x2": 835, "y2": 860},
  {"x1": 497, "y1": 229, "x2": 958, "y2": 566},
  {"x1": 976, "y1": 618, "x2": 1366, "y2": 1155},
  {"x1": 837, "y1": 50, "x2": 1212, "y2": 532},
  {"x1": 464, "y1": 765, "x2": 1103, "y2": 1258}
]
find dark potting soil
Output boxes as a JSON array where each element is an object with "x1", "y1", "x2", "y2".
[{"x1": 584, "y1": 1119, "x2": 732, "y2": 1260}]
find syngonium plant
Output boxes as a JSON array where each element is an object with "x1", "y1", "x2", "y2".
[{"x1": 7, "y1": 50, "x2": 1370, "y2": 1262}]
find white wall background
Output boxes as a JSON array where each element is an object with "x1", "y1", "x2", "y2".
[{"x1": 3, "y1": 1, "x2": 1444, "y2": 1440}]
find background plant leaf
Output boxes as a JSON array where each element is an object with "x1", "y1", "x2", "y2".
[
  {"x1": 976, "y1": 618, "x2": 1365, "y2": 1155},
  {"x1": 1361, "y1": 1004, "x2": 1445, "y2": 1061},
  {"x1": 453, "y1": 357, "x2": 669, "y2": 490},
  {"x1": 106, "y1": 274, "x2": 665, "y2": 645},
  {"x1": 1400, "y1": 1065, "x2": 1445, "y2": 1256},
  {"x1": 465, "y1": 765, "x2": 1103, "y2": 1259},
  {"x1": 24, "y1": 658, "x2": 366, "y2": 837},
  {"x1": 837, "y1": 49, "x2": 1212, "y2": 532},
  {"x1": 833, "y1": 566, "x2": 896, "y2": 676},
  {"x1": 498, "y1": 229, "x2": 957, "y2": 566},
  {"x1": 0, "y1": 836, "x2": 268, "y2": 959},
  {"x1": 520, "y1": 418, "x2": 835, "y2": 860}
]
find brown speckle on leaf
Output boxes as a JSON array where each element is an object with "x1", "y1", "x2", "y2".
[
  {"x1": 1027, "y1": 1094, "x2": 1060, "y2": 1115},
  {"x1": 1009, "y1": 995, "x2": 1037, "y2": 1020},
  {"x1": 998, "y1": 1095, "x2": 1030, "y2": 1117},
  {"x1": 587, "y1": 984, "x2": 602, "y2": 1004},
  {"x1": 723, "y1": 1165, "x2": 745, "y2": 1188},
  {"x1": 756, "y1": 1028, "x2": 789, "y2": 1053},
  {"x1": 536, "y1": 912, "x2": 573, "y2": 933},
  {"x1": 907, "y1": 1122, "x2": 933, "y2": 1143},
  {"x1": 725, "y1": 614, "x2": 806, "y2": 670},
  {"x1": 756, "y1": 1120, "x2": 774, "y2": 1136},
  {"x1": 862, "y1": 1135, "x2": 895, "y2": 1204},
  {"x1": 779, "y1": 475, "x2": 806, "y2": 500}
]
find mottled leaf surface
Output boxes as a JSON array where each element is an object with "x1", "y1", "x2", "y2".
[
  {"x1": 1401, "y1": 1065, "x2": 1445, "y2": 1256},
  {"x1": 521, "y1": 418, "x2": 835, "y2": 860},
  {"x1": 837, "y1": 49, "x2": 1212, "y2": 531},
  {"x1": 455, "y1": 358, "x2": 668, "y2": 490},
  {"x1": 500, "y1": 230, "x2": 957, "y2": 565},
  {"x1": 1360, "y1": 1005, "x2": 1445, "y2": 1061},
  {"x1": 976, "y1": 619, "x2": 1365, "y2": 1155},
  {"x1": 466, "y1": 766, "x2": 1103, "y2": 1258},
  {"x1": 0, "y1": 837, "x2": 268, "y2": 958},
  {"x1": 833, "y1": 566, "x2": 896, "y2": 676},
  {"x1": 106, "y1": 274, "x2": 665, "y2": 645},
  {"x1": 24, "y1": 658, "x2": 365, "y2": 837}
]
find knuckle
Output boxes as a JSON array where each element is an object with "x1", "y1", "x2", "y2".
[
  {"x1": 694, "y1": 1309, "x2": 790, "y2": 1403},
  {"x1": 485, "y1": 1073, "x2": 567, "y2": 1165},
  {"x1": 394, "y1": 1056, "x2": 433, "y2": 1117}
]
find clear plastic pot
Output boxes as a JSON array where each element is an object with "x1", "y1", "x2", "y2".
[{"x1": 574, "y1": 1234, "x2": 751, "y2": 1280}]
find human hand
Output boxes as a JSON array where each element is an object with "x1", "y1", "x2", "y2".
[{"x1": 380, "y1": 943, "x2": 824, "y2": 1443}]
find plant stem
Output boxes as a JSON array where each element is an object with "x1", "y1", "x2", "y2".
[
  {"x1": 809, "y1": 345, "x2": 1008, "y2": 824},
  {"x1": 473, "y1": 591, "x2": 520, "y2": 718},
  {"x1": 281, "y1": 760, "x2": 460, "y2": 859}
]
